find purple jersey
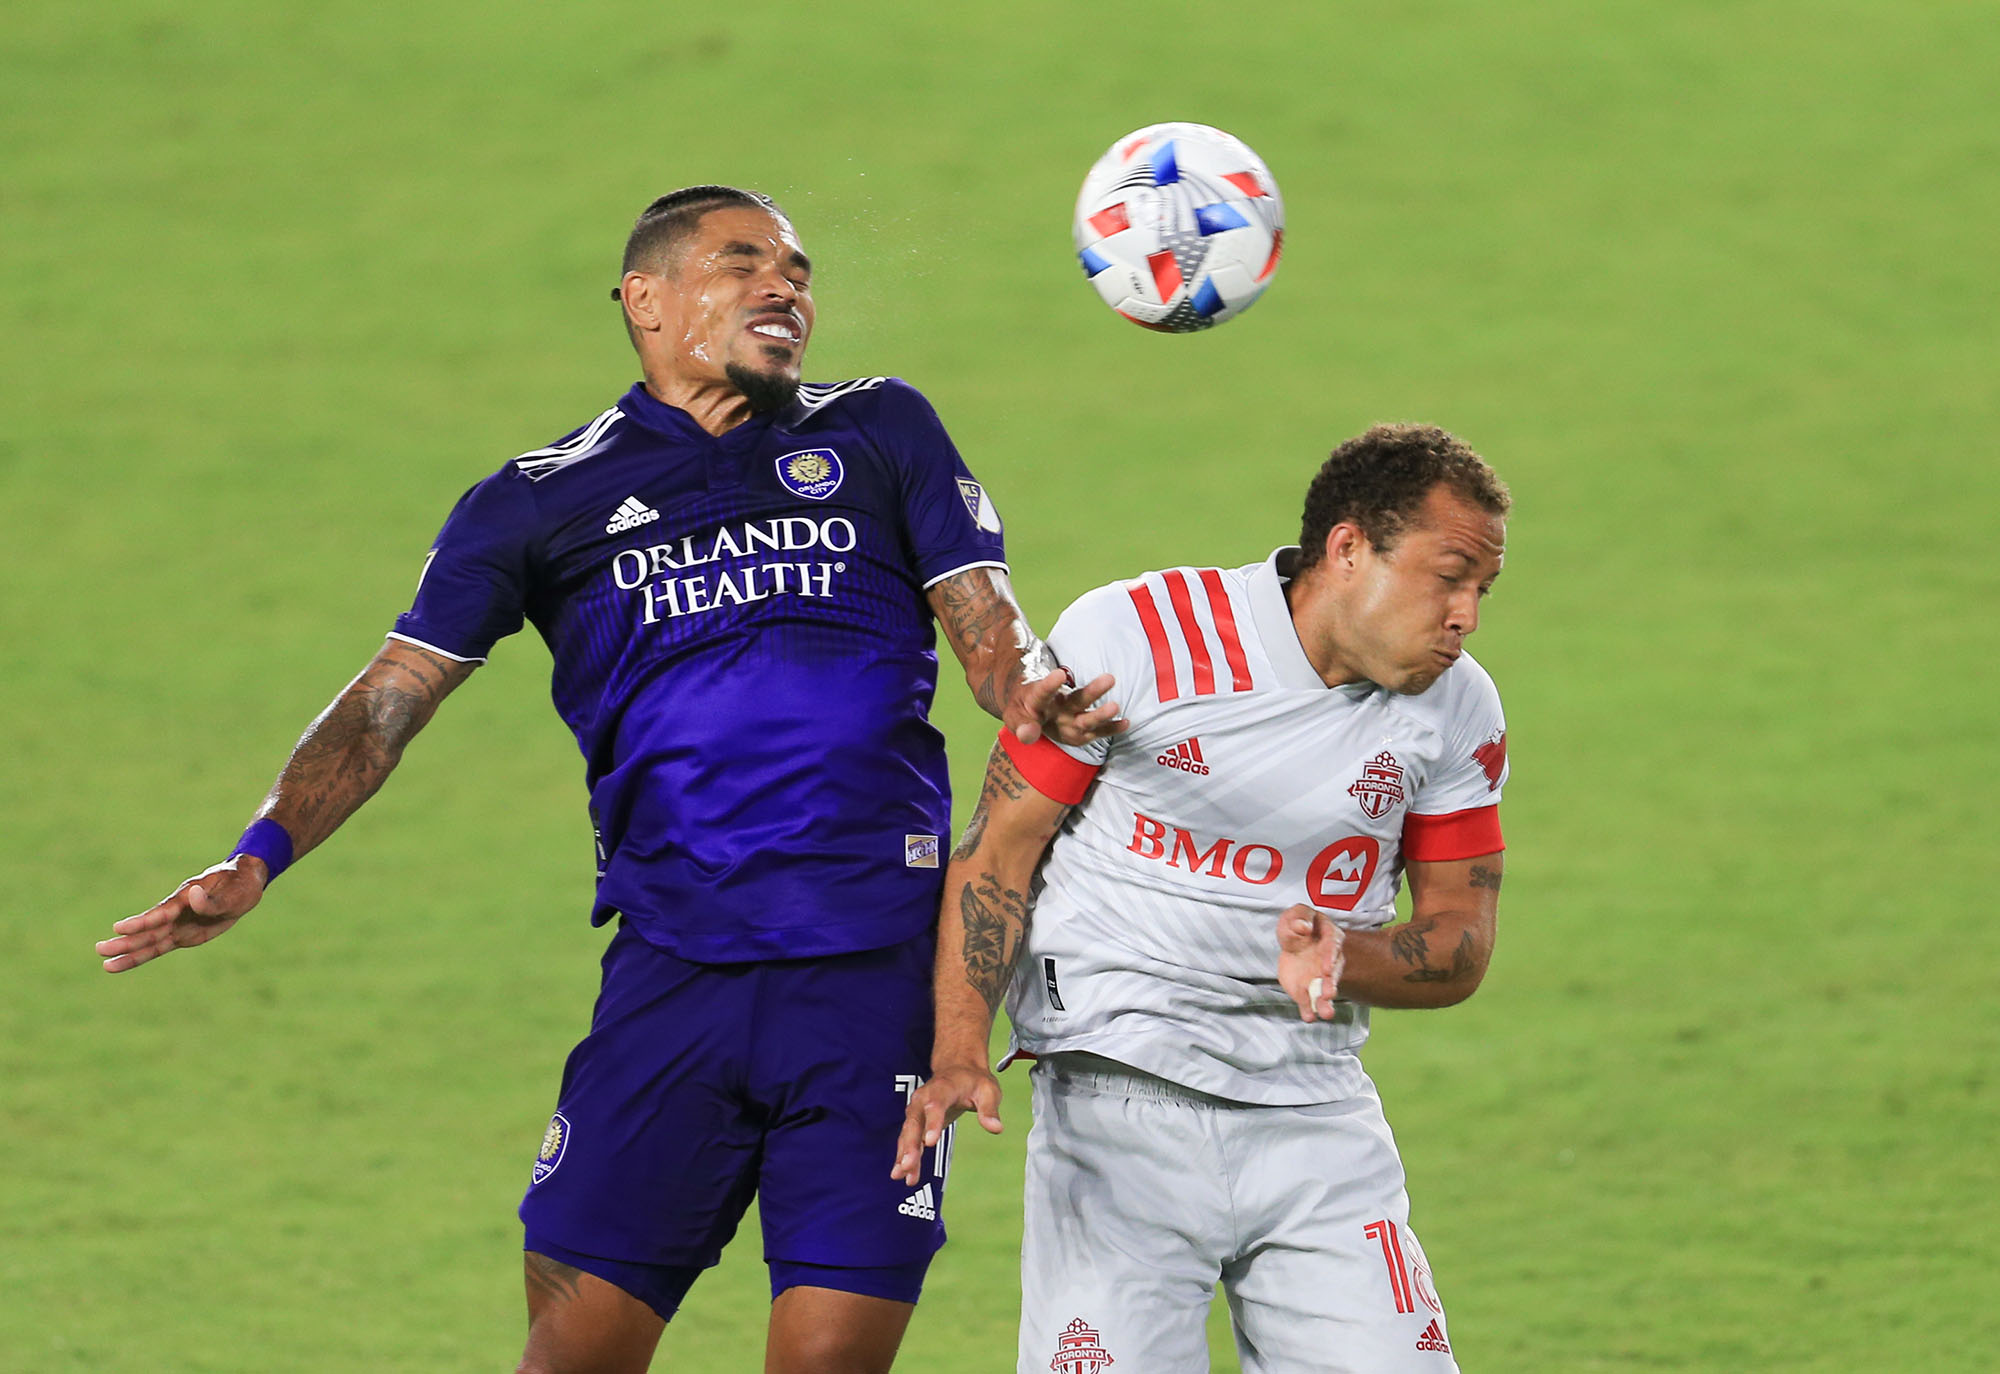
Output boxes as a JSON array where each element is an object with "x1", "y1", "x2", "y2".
[{"x1": 392, "y1": 377, "x2": 1006, "y2": 961}]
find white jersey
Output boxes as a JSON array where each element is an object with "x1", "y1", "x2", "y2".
[{"x1": 1003, "y1": 548, "x2": 1509, "y2": 1105}]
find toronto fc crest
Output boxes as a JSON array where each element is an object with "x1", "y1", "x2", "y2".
[
  {"x1": 1050, "y1": 1316, "x2": 1115, "y2": 1372},
  {"x1": 1347, "y1": 750, "x2": 1407, "y2": 820}
]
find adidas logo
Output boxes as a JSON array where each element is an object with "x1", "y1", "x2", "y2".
[
  {"x1": 605, "y1": 496, "x2": 660, "y2": 534},
  {"x1": 897, "y1": 1184, "x2": 937, "y2": 1221},
  {"x1": 1155, "y1": 737, "x2": 1210, "y2": 775},
  {"x1": 1414, "y1": 1319, "x2": 1451, "y2": 1354}
]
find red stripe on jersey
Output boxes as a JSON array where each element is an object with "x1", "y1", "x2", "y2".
[
  {"x1": 1161, "y1": 570, "x2": 1215, "y2": 696},
  {"x1": 995, "y1": 728, "x2": 1101, "y2": 806},
  {"x1": 1402, "y1": 805, "x2": 1504, "y2": 862},
  {"x1": 1197, "y1": 568, "x2": 1253, "y2": 691},
  {"x1": 1127, "y1": 581, "x2": 1179, "y2": 702}
]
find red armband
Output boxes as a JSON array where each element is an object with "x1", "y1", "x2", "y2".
[
  {"x1": 1402, "y1": 805, "x2": 1503, "y2": 862},
  {"x1": 995, "y1": 728, "x2": 1102, "y2": 805}
]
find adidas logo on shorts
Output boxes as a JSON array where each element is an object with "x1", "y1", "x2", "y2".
[
  {"x1": 897, "y1": 1184, "x2": 937, "y2": 1221},
  {"x1": 606, "y1": 495, "x2": 660, "y2": 534},
  {"x1": 1415, "y1": 1318, "x2": 1452, "y2": 1354}
]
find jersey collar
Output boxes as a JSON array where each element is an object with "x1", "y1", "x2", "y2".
[
  {"x1": 618, "y1": 382, "x2": 777, "y2": 447},
  {"x1": 1249, "y1": 547, "x2": 1373, "y2": 696}
]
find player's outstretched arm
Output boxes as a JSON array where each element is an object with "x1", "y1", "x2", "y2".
[
  {"x1": 892, "y1": 740, "x2": 1069, "y2": 1184},
  {"x1": 1283, "y1": 853, "x2": 1502, "y2": 1016},
  {"x1": 925, "y1": 565, "x2": 1124, "y2": 747},
  {"x1": 96, "y1": 639, "x2": 475, "y2": 973}
]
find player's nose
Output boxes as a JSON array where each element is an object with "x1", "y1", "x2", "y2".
[
  {"x1": 753, "y1": 265, "x2": 798, "y2": 304},
  {"x1": 1445, "y1": 588, "x2": 1480, "y2": 637}
]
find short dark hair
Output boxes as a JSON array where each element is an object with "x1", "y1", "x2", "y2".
[
  {"x1": 1296, "y1": 424, "x2": 1510, "y2": 571},
  {"x1": 612, "y1": 185, "x2": 787, "y2": 298}
]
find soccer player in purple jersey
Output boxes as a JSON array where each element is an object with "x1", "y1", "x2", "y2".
[{"x1": 98, "y1": 185, "x2": 1121, "y2": 1374}]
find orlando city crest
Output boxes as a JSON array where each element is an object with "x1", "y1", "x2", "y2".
[
  {"x1": 1347, "y1": 750, "x2": 1407, "y2": 820},
  {"x1": 777, "y1": 448, "x2": 843, "y2": 500},
  {"x1": 532, "y1": 1112, "x2": 570, "y2": 1184}
]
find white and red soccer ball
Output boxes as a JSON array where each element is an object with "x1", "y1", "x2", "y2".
[{"x1": 1073, "y1": 122, "x2": 1284, "y2": 332}]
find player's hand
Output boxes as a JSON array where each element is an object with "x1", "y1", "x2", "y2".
[
  {"x1": 96, "y1": 857, "x2": 269, "y2": 973},
  {"x1": 892, "y1": 1063, "x2": 1003, "y2": 1185},
  {"x1": 1276, "y1": 903, "x2": 1346, "y2": 1022},
  {"x1": 1010, "y1": 668, "x2": 1125, "y2": 747}
]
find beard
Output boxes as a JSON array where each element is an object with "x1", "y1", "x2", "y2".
[{"x1": 726, "y1": 360, "x2": 800, "y2": 414}]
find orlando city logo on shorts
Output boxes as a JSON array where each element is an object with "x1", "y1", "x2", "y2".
[
  {"x1": 532, "y1": 1112, "x2": 570, "y2": 1184},
  {"x1": 777, "y1": 448, "x2": 843, "y2": 500}
]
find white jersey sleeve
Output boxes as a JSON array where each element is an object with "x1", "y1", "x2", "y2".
[
  {"x1": 1396, "y1": 654, "x2": 1508, "y2": 862},
  {"x1": 997, "y1": 578, "x2": 1162, "y2": 804}
]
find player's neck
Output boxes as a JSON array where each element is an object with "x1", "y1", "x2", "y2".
[
  {"x1": 1284, "y1": 575, "x2": 1369, "y2": 689},
  {"x1": 640, "y1": 373, "x2": 756, "y2": 437}
]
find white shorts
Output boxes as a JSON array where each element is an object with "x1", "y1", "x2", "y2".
[{"x1": 1019, "y1": 1054, "x2": 1458, "y2": 1374}]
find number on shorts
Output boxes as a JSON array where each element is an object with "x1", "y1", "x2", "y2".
[{"x1": 1364, "y1": 1219, "x2": 1415, "y2": 1314}]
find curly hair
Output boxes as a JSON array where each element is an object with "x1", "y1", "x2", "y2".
[{"x1": 1296, "y1": 424, "x2": 1510, "y2": 571}]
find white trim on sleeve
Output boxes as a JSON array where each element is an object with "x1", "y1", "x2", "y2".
[
  {"x1": 385, "y1": 632, "x2": 487, "y2": 665},
  {"x1": 921, "y1": 559, "x2": 1010, "y2": 591}
]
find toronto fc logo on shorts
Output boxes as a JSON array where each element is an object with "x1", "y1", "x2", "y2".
[
  {"x1": 1050, "y1": 1317, "x2": 1114, "y2": 1372},
  {"x1": 532, "y1": 1112, "x2": 569, "y2": 1184},
  {"x1": 776, "y1": 448, "x2": 844, "y2": 500},
  {"x1": 1347, "y1": 750, "x2": 1407, "y2": 819}
]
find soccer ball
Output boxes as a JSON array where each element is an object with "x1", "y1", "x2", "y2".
[{"x1": 1072, "y1": 122, "x2": 1284, "y2": 332}]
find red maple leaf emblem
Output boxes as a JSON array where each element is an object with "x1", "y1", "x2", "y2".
[{"x1": 1472, "y1": 733, "x2": 1507, "y2": 791}]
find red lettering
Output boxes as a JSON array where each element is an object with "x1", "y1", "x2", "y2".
[
  {"x1": 1168, "y1": 827, "x2": 1231, "y2": 876},
  {"x1": 1127, "y1": 812, "x2": 1167, "y2": 859},
  {"x1": 1306, "y1": 836, "x2": 1380, "y2": 911},
  {"x1": 1231, "y1": 844, "x2": 1283, "y2": 884}
]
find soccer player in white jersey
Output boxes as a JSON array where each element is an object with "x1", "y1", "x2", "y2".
[{"x1": 895, "y1": 424, "x2": 1511, "y2": 1372}]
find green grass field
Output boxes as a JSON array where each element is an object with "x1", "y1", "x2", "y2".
[{"x1": 7, "y1": 1, "x2": 1997, "y2": 1368}]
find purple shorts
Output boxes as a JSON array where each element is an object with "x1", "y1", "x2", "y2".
[{"x1": 518, "y1": 920, "x2": 951, "y2": 1318}]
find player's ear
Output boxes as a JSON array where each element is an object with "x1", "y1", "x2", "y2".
[
  {"x1": 1324, "y1": 522, "x2": 1366, "y2": 575},
  {"x1": 619, "y1": 271, "x2": 663, "y2": 334}
]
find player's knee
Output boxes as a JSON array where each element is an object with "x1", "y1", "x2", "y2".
[
  {"x1": 515, "y1": 1337, "x2": 653, "y2": 1374},
  {"x1": 768, "y1": 1329, "x2": 898, "y2": 1374}
]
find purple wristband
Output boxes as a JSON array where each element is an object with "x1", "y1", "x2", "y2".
[{"x1": 232, "y1": 818, "x2": 295, "y2": 882}]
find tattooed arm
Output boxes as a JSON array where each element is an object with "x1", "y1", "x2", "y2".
[
  {"x1": 892, "y1": 741, "x2": 1071, "y2": 1183},
  {"x1": 1277, "y1": 853, "x2": 1502, "y2": 1019},
  {"x1": 924, "y1": 565, "x2": 1124, "y2": 747},
  {"x1": 96, "y1": 639, "x2": 475, "y2": 972}
]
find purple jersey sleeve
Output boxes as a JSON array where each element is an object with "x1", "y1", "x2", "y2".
[
  {"x1": 876, "y1": 380, "x2": 1008, "y2": 587},
  {"x1": 391, "y1": 469, "x2": 539, "y2": 663}
]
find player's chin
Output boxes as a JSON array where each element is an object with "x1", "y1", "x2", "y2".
[
  {"x1": 725, "y1": 358, "x2": 802, "y2": 414},
  {"x1": 1390, "y1": 666, "x2": 1445, "y2": 696}
]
